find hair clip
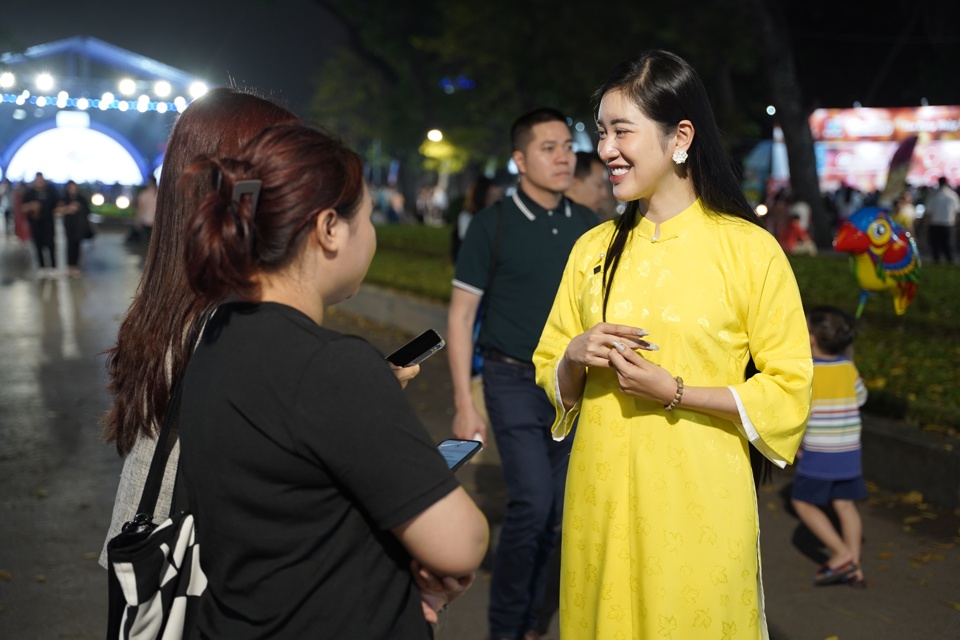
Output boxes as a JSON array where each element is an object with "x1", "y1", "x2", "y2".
[{"x1": 232, "y1": 179, "x2": 262, "y2": 216}]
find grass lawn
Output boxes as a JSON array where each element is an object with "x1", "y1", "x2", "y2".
[{"x1": 370, "y1": 223, "x2": 960, "y2": 430}]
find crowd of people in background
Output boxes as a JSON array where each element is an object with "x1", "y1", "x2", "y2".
[
  {"x1": 1, "y1": 173, "x2": 95, "y2": 277},
  {"x1": 759, "y1": 178, "x2": 960, "y2": 263},
  {"x1": 0, "y1": 173, "x2": 168, "y2": 277},
  {"x1": 360, "y1": 162, "x2": 960, "y2": 269}
]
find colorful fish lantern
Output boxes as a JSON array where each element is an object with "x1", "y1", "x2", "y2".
[{"x1": 833, "y1": 207, "x2": 921, "y2": 317}]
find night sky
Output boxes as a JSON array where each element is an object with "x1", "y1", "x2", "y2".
[
  {"x1": 6, "y1": 1, "x2": 958, "y2": 120},
  {"x1": 5, "y1": 0, "x2": 343, "y2": 114}
]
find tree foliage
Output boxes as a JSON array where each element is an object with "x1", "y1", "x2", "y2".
[
  {"x1": 309, "y1": 0, "x2": 770, "y2": 171},
  {"x1": 309, "y1": 0, "x2": 957, "y2": 239}
]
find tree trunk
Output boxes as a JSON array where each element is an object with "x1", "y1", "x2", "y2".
[{"x1": 745, "y1": 0, "x2": 833, "y2": 247}]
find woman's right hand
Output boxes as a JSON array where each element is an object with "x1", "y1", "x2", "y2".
[
  {"x1": 412, "y1": 560, "x2": 475, "y2": 608},
  {"x1": 564, "y1": 322, "x2": 657, "y2": 368},
  {"x1": 388, "y1": 362, "x2": 421, "y2": 389}
]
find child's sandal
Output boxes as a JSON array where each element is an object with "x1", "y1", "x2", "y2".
[{"x1": 814, "y1": 561, "x2": 858, "y2": 586}]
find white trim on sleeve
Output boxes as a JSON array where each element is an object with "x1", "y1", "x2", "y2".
[
  {"x1": 728, "y1": 385, "x2": 788, "y2": 469},
  {"x1": 551, "y1": 359, "x2": 581, "y2": 440},
  {"x1": 452, "y1": 279, "x2": 484, "y2": 296}
]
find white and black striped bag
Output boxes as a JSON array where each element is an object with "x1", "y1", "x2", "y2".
[{"x1": 107, "y1": 381, "x2": 207, "y2": 640}]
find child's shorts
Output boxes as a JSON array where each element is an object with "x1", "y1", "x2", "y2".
[{"x1": 792, "y1": 474, "x2": 867, "y2": 506}]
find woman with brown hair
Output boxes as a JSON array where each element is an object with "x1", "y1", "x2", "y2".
[
  {"x1": 99, "y1": 88, "x2": 299, "y2": 564},
  {"x1": 178, "y1": 124, "x2": 487, "y2": 637}
]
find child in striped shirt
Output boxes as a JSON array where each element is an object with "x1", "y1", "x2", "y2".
[{"x1": 792, "y1": 305, "x2": 869, "y2": 588}]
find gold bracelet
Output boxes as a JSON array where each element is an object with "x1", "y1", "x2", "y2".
[{"x1": 664, "y1": 375, "x2": 684, "y2": 411}]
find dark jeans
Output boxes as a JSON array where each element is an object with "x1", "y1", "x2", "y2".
[
  {"x1": 483, "y1": 359, "x2": 573, "y2": 639},
  {"x1": 62, "y1": 214, "x2": 82, "y2": 267},
  {"x1": 27, "y1": 216, "x2": 56, "y2": 268},
  {"x1": 929, "y1": 224, "x2": 954, "y2": 264}
]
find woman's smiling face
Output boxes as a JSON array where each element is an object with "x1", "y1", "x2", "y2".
[{"x1": 596, "y1": 89, "x2": 676, "y2": 203}]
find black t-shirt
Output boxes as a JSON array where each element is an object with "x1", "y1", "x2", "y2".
[{"x1": 180, "y1": 302, "x2": 459, "y2": 639}]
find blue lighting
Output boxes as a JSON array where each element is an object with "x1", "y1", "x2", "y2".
[
  {"x1": 0, "y1": 92, "x2": 188, "y2": 113},
  {"x1": 438, "y1": 75, "x2": 476, "y2": 93}
]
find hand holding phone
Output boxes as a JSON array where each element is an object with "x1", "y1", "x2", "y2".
[
  {"x1": 437, "y1": 438, "x2": 483, "y2": 471},
  {"x1": 386, "y1": 329, "x2": 445, "y2": 367}
]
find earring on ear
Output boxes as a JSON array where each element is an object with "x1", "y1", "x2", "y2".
[{"x1": 672, "y1": 149, "x2": 688, "y2": 165}]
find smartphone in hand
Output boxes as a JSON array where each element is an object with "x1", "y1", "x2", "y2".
[
  {"x1": 385, "y1": 329, "x2": 445, "y2": 367},
  {"x1": 437, "y1": 438, "x2": 483, "y2": 471}
]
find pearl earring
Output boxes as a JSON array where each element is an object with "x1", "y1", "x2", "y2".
[{"x1": 672, "y1": 149, "x2": 688, "y2": 165}]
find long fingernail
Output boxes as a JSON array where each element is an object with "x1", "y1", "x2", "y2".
[
  {"x1": 612, "y1": 341, "x2": 625, "y2": 351},
  {"x1": 636, "y1": 329, "x2": 649, "y2": 337},
  {"x1": 644, "y1": 342, "x2": 659, "y2": 351}
]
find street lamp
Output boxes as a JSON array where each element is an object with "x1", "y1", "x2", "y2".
[{"x1": 427, "y1": 129, "x2": 443, "y2": 142}]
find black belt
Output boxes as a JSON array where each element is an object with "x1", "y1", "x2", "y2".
[{"x1": 483, "y1": 348, "x2": 535, "y2": 369}]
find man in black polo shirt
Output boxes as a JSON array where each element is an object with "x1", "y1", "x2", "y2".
[{"x1": 448, "y1": 108, "x2": 598, "y2": 640}]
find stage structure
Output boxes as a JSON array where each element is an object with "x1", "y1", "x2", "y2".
[
  {"x1": 744, "y1": 106, "x2": 960, "y2": 205},
  {"x1": 809, "y1": 106, "x2": 960, "y2": 192},
  {"x1": 0, "y1": 36, "x2": 209, "y2": 190}
]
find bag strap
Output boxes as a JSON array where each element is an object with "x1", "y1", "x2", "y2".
[{"x1": 134, "y1": 377, "x2": 185, "y2": 521}]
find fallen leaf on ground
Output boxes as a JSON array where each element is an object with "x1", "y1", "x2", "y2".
[
  {"x1": 877, "y1": 552, "x2": 895, "y2": 559},
  {"x1": 0, "y1": 570, "x2": 11, "y2": 581},
  {"x1": 34, "y1": 574, "x2": 46, "y2": 583},
  {"x1": 30, "y1": 488, "x2": 48, "y2": 499},
  {"x1": 945, "y1": 601, "x2": 960, "y2": 611},
  {"x1": 900, "y1": 491, "x2": 924, "y2": 504},
  {"x1": 909, "y1": 552, "x2": 944, "y2": 564}
]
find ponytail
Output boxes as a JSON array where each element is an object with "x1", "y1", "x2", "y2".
[
  {"x1": 182, "y1": 156, "x2": 260, "y2": 303},
  {"x1": 180, "y1": 124, "x2": 366, "y2": 307}
]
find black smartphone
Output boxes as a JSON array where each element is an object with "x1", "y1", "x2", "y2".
[
  {"x1": 437, "y1": 438, "x2": 483, "y2": 471},
  {"x1": 385, "y1": 329, "x2": 445, "y2": 367}
]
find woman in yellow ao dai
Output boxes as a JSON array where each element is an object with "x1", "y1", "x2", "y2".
[{"x1": 533, "y1": 50, "x2": 812, "y2": 640}]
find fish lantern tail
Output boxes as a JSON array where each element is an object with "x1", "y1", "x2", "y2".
[{"x1": 893, "y1": 281, "x2": 918, "y2": 315}]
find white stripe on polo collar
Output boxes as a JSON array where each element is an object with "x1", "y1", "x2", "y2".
[{"x1": 512, "y1": 191, "x2": 571, "y2": 221}]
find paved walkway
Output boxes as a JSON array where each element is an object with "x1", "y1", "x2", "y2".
[{"x1": 0, "y1": 231, "x2": 958, "y2": 639}]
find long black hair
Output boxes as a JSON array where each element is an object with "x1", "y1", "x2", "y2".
[{"x1": 596, "y1": 50, "x2": 761, "y2": 320}]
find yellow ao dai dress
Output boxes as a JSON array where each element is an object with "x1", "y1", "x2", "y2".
[{"x1": 534, "y1": 200, "x2": 812, "y2": 639}]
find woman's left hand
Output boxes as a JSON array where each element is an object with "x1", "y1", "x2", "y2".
[
  {"x1": 389, "y1": 363, "x2": 421, "y2": 389},
  {"x1": 607, "y1": 342, "x2": 678, "y2": 405}
]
